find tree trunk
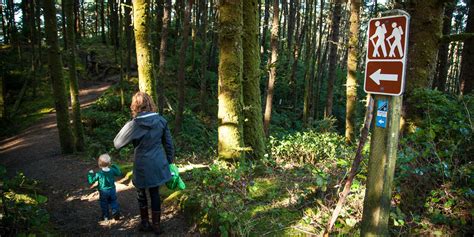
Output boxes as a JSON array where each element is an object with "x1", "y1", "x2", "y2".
[
  {"x1": 403, "y1": 0, "x2": 444, "y2": 128},
  {"x1": 312, "y1": 0, "x2": 325, "y2": 120},
  {"x1": 43, "y1": 0, "x2": 75, "y2": 154},
  {"x1": 199, "y1": 0, "x2": 209, "y2": 114},
  {"x1": 158, "y1": 0, "x2": 171, "y2": 113},
  {"x1": 100, "y1": 0, "x2": 106, "y2": 44},
  {"x1": 460, "y1": 0, "x2": 474, "y2": 94},
  {"x1": 289, "y1": 0, "x2": 303, "y2": 108},
  {"x1": 345, "y1": 0, "x2": 361, "y2": 144},
  {"x1": 95, "y1": 0, "x2": 98, "y2": 35},
  {"x1": 174, "y1": 0, "x2": 193, "y2": 136},
  {"x1": 217, "y1": 0, "x2": 244, "y2": 160},
  {"x1": 263, "y1": 0, "x2": 279, "y2": 136},
  {"x1": 324, "y1": 0, "x2": 342, "y2": 118},
  {"x1": 61, "y1": 0, "x2": 68, "y2": 49},
  {"x1": 124, "y1": 0, "x2": 133, "y2": 75},
  {"x1": 243, "y1": 0, "x2": 265, "y2": 159},
  {"x1": 1, "y1": 3, "x2": 7, "y2": 43},
  {"x1": 434, "y1": 1, "x2": 455, "y2": 92},
  {"x1": 74, "y1": 0, "x2": 81, "y2": 41},
  {"x1": 260, "y1": 0, "x2": 270, "y2": 60},
  {"x1": 287, "y1": 0, "x2": 296, "y2": 65},
  {"x1": 81, "y1": 0, "x2": 85, "y2": 38},
  {"x1": 133, "y1": 0, "x2": 157, "y2": 103},
  {"x1": 303, "y1": 0, "x2": 314, "y2": 127},
  {"x1": 65, "y1": 0, "x2": 85, "y2": 151}
]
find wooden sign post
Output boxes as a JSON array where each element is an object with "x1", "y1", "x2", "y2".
[{"x1": 360, "y1": 10, "x2": 410, "y2": 236}]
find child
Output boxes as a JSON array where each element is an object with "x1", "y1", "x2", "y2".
[{"x1": 88, "y1": 153, "x2": 122, "y2": 221}]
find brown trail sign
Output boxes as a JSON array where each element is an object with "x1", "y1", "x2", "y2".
[{"x1": 364, "y1": 15, "x2": 409, "y2": 96}]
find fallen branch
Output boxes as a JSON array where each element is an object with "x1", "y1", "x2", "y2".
[{"x1": 324, "y1": 95, "x2": 375, "y2": 236}]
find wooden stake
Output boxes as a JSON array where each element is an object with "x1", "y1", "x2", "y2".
[{"x1": 360, "y1": 95, "x2": 402, "y2": 236}]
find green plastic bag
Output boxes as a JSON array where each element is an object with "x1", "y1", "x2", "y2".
[{"x1": 166, "y1": 164, "x2": 186, "y2": 190}]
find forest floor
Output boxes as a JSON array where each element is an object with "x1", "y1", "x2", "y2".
[{"x1": 0, "y1": 78, "x2": 193, "y2": 236}]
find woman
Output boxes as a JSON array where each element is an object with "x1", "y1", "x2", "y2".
[{"x1": 114, "y1": 92, "x2": 174, "y2": 234}]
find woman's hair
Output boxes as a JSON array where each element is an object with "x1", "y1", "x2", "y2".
[
  {"x1": 130, "y1": 92, "x2": 157, "y2": 118},
  {"x1": 98, "y1": 153, "x2": 111, "y2": 168}
]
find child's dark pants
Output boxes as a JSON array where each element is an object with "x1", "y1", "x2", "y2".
[{"x1": 99, "y1": 187, "x2": 120, "y2": 219}]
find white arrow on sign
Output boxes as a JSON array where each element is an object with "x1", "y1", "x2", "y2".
[
  {"x1": 370, "y1": 69, "x2": 398, "y2": 85},
  {"x1": 378, "y1": 119, "x2": 384, "y2": 124}
]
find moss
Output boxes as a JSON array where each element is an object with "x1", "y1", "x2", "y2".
[
  {"x1": 248, "y1": 177, "x2": 280, "y2": 201},
  {"x1": 217, "y1": 0, "x2": 244, "y2": 160}
]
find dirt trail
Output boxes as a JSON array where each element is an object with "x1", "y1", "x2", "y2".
[{"x1": 0, "y1": 81, "x2": 192, "y2": 236}]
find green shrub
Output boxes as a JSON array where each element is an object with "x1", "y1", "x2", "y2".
[{"x1": 0, "y1": 166, "x2": 54, "y2": 236}]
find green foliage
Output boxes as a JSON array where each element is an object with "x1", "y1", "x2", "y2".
[
  {"x1": 392, "y1": 89, "x2": 474, "y2": 235},
  {"x1": 0, "y1": 166, "x2": 54, "y2": 236},
  {"x1": 269, "y1": 129, "x2": 355, "y2": 166}
]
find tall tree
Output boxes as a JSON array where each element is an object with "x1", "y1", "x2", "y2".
[
  {"x1": 324, "y1": 0, "x2": 342, "y2": 117},
  {"x1": 100, "y1": 0, "x2": 106, "y2": 44},
  {"x1": 133, "y1": 0, "x2": 157, "y2": 103},
  {"x1": 434, "y1": 0, "x2": 456, "y2": 92},
  {"x1": 403, "y1": 0, "x2": 445, "y2": 127},
  {"x1": 199, "y1": 0, "x2": 209, "y2": 114},
  {"x1": 260, "y1": 0, "x2": 270, "y2": 59},
  {"x1": 303, "y1": 0, "x2": 315, "y2": 126},
  {"x1": 65, "y1": 0, "x2": 85, "y2": 151},
  {"x1": 345, "y1": 0, "x2": 361, "y2": 143},
  {"x1": 460, "y1": 0, "x2": 473, "y2": 94},
  {"x1": 217, "y1": 0, "x2": 244, "y2": 160},
  {"x1": 263, "y1": 0, "x2": 279, "y2": 136},
  {"x1": 43, "y1": 0, "x2": 75, "y2": 154},
  {"x1": 174, "y1": 0, "x2": 193, "y2": 135},
  {"x1": 243, "y1": 0, "x2": 265, "y2": 159},
  {"x1": 158, "y1": 0, "x2": 171, "y2": 113}
]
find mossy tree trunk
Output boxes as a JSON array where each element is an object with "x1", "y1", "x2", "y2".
[
  {"x1": 133, "y1": 0, "x2": 157, "y2": 103},
  {"x1": 158, "y1": 0, "x2": 171, "y2": 113},
  {"x1": 325, "y1": 0, "x2": 343, "y2": 118},
  {"x1": 243, "y1": 0, "x2": 265, "y2": 159},
  {"x1": 460, "y1": 0, "x2": 473, "y2": 94},
  {"x1": 217, "y1": 0, "x2": 244, "y2": 160},
  {"x1": 263, "y1": 0, "x2": 279, "y2": 136},
  {"x1": 174, "y1": 0, "x2": 193, "y2": 136},
  {"x1": 43, "y1": 0, "x2": 75, "y2": 154},
  {"x1": 345, "y1": 0, "x2": 361, "y2": 144},
  {"x1": 65, "y1": 0, "x2": 85, "y2": 151},
  {"x1": 403, "y1": 0, "x2": 445, "y2": 127},
  {"x1": 434, "y1": 0, "x2": 455, "y2": 92},
  {"x1": 303, "y1": 0, "x2": 315, "y2": 127}
]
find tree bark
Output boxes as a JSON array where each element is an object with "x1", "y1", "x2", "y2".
[
  {"x1": 460, "y1": 0, "x2": 474, "y2": 94},
  {"x1": 174, "y1": 0, "x2": 193, "y2": 136},
  {"x1": 217, "y1": 0, "x2": 244, "y2": 160},
  {"x1": 345, "y1": 0, "x2": 361, "y2": 144},
  {"x1": 158, "y1": 0, "x2": 171, "y2": 113},
  {"x1": 303, "y1": 0, "x2": 315, "y2": 127},
  {"x1": 100, "y1": 0, "x2": 106, "y2": 44},
  {"x1": 263, "y1": 0, "x2": 279, "y2": 136},
  {"x1": 243, "y1": 0, "x2": 266, "y2": 159},
  {"x1": 199, "y1": 0, "x2": 209, "y2": 114},
  {"x1": 43, "y1": 0, "x2": 75, "y2": 154},
  {"x1": 324, "y1": 0, "x2": 342, "y2": 118},
  {"x1": 133, "y1": 0, "x2": 157, "y2": 103},
  {"x1": 434, "y1": 1, "x2": 455, "y2": 92},
  {"x1": 260, "y1": 0, "x2": 270, "y2": 60},
  {"x1": 1, "y1": 3, "x2": 7, "y2": 43},
  {"x1": 403, "y1": 0, "x2": 445, "y2": 127},
  {"x1": 65, "y1": 0, "x2": 85, "y2": 151}
]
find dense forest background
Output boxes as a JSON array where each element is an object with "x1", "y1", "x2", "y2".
[{"x1": 0, "y1": 0, "x2": 473, "y2": 236}]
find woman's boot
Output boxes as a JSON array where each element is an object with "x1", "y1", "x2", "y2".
[
  {"x1": 139, "y1": 207, "x2": 152, "y2": 231},
  {"x1": 152, "y1": 211, "x2": 164, "y2": 235}
]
